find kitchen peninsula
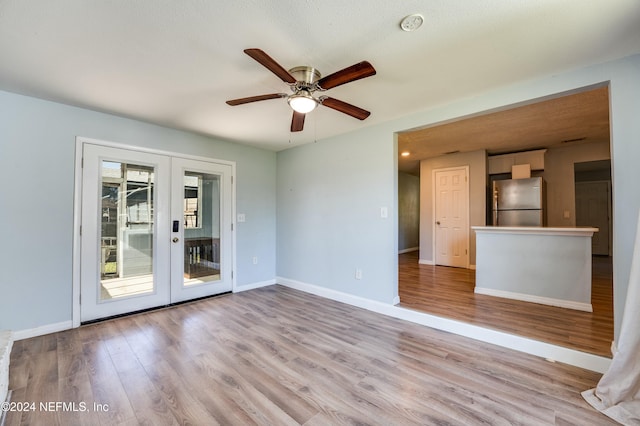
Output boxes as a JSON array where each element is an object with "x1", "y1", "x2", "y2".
[{"x1": 472, "y1": 226, "x2": 598, "y2": 312}]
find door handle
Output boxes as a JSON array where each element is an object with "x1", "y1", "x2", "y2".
[
  {"x1": 436, "y1": 221, "x2": 441, "y2": 225},
  {"x1": 172, "y1": 237, "x2": 179, "y2": 243}
]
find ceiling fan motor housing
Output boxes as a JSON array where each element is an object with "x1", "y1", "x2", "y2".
[{"x1": 289, "y1": 66, "x2": 321, "y2": 91}]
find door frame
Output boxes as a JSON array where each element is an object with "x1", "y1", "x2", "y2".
[
  {"x1": 575, "y1": 179, "x2": 613, "y2": 256},
  {"x1": 72, "y1": 136, "x2": 236, "y2": 328},
  {"x1": 431, "y1": 165, "x2": 470, "y2": 268}
]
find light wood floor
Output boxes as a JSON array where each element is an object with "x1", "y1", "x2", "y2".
[
  {"x1": 7, "y1": 286, "x2": 614, "y2": 425},
  {"x1": 399, "y1": 251, "x2": 614, "y2": 357}
]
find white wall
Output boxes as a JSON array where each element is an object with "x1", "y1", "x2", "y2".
[
  {"x1": 276, "y1": 54, "x2": 640, "y2": 341},
  {"x1": 0, "y1": 90, "x2": 277, "y2": 333}
]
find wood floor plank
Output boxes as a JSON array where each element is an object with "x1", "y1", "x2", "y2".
[
  {"x1": 7, "y1": 285, "x2": 615, "y2": 425},
  {"x1": 82, "y1": 339, "x2": 137, "y2": 424},
  {"x1": 398, "y1": 251, "x2": 614, "y2": 357}
]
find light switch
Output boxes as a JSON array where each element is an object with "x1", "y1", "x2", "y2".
[{"x1": 380, "y1": 207, "x2": 388, "y2": 219}]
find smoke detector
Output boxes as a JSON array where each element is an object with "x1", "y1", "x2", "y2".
[{"x1": 400, "y1": 14, "x2": 424, "y2": 32}]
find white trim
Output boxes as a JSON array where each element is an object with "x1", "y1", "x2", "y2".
[
  {"x1": 234, "y1": 279, "x2": 277, "y2": 293},
  {"x1": 392, "y1": 296, "x2": 401, "y2": 305},
  {"x1": 72, "y1": 140, "x2": 83, "y2": 328},
  {"x1": 76, "y1": 136, "x2": 236, "y2": 167},
  {"x1": 432, "y1": 165, "x2": 470, "y2": 269},
  {"x1": 418, "y1": 259, "x2": 434, "y2": 265},
  {"x1": 73, "y1": 136, "x2": 237, "y2": 326},
  {"x1": 471, "y1": 225, "x2": 598, "y2": 237},
  {"x1": 474, "y1": 286, "x2": 593, "y2": 312},
  {"x1": 12, "y1": 321, "x2": 73, "y2": 341},
  {"x1": 398, "y1": 247, "x2": 419, "y2": 254},
  {"x1": 230, "y1": 162, "x2": 237, "y2": 295},
  {"x1": 276, "y1": 277, "x2": 610, "y2": 373}
]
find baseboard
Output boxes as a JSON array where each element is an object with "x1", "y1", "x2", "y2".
[
  {"x1": 14, "y1": 281, "x2": 277, "y2": 339},
  {"x1": 276, "y1": 276, "x2": 610, "y2": 373},
  {"x1": 398, "y1": 247, "x2": 419, "y2": 254},
  {"x1": 392, "y1": 296, "x2": 400, "y2": 305},
  {"x1": 469, "y1": 264, "x2": 476, "y2": 270},
  {"x1": 474, "y1": 287, "x2": 593, "y2": 312},
  {"x1": 234, "y1": 278, "x2": 276, "y2": 293},
  {"x1": 12, "y1": 320, "x2": 73, "y2": 341},
  {"x1": 418, "y1": 259, "x2": 434, "y2": 265},
  {"x1": 276, "y1": 277, "x2": 399, "y2": 309}
]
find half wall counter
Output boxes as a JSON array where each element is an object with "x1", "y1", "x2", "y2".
[{"x1": 472, "y1": 226, "x2": 598, "y2": 312}]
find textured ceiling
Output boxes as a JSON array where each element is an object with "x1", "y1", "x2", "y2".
[
  {"x1": 398, "y1": 85, "x2": 611, "y2": 174},
  {"x1": 0, "y1": 1, "x2": 639, "y2": 151}
]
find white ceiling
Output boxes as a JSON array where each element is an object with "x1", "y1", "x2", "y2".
[{"x1": 1, "y1": 1, "x2": 639, "y2": 152}]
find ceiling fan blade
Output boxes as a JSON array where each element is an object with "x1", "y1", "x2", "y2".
[
  {"x1": 226, "y1": 93, "x2": 286, "y2": 106},
  {"x1": 291, "y1": 111, "x2": 305, "y2": 132},
  {"x1": 244, "y1": 48, "x2": 297, "y2": 84},
  {"x1": 317, "y1": 61, "x2": 376, "y2": 90},
  {"x1": 320, "y1": 97, "x2": 371, "y2": 120}
]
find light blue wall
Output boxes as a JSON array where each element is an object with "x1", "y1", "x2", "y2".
[
  {"x1": 276, "y1": 126, "x2": 398, "y2": 304},
  {"x1": 2, "y1": 54, "x2": 639, "y2": 341},
  {"x1": 0, "y1": 90, "x2": 276, "y2": 332},
  {"x1": 276, "y1": 54, "x2": 640, "y2": 340}
]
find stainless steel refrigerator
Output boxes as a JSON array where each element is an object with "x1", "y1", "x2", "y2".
[{"x1": 492, "y1": 177, "x2": 545, "y2": 226}]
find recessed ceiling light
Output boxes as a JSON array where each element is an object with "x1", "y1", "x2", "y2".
[
  {"x1": 400, "y1": 14, "x2": 424, "y2": 32},
  {"x1": 401, "y1": 151, "x2": 411, "y2": 157}
]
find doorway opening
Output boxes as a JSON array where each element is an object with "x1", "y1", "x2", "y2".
[{"x1": 396, "y1": 84, "x2": 614, "y2": 357}]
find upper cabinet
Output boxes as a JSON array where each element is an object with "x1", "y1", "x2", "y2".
[{"x1": 488, "y1": 149, "x2": 546, "y2": 175}]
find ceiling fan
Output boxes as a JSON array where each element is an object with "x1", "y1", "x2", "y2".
[{"x1": 226, "y1": 48, "x2": 376, "y2": 132}]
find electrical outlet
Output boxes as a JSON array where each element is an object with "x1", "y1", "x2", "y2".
[
  {"x1": 355, "y1": 268, "x2": 363, "y2": 280},
  {"x1": 237, "y1": 213, "x2": 246, "y2": 222}
]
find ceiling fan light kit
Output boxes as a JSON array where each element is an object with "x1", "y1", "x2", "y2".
[
  {"x1": 288, "y1": 91, "x2": 318, "y2": 113},
  {"x1": 226, "y1": 48, "x2": 376, "y2": 132}
]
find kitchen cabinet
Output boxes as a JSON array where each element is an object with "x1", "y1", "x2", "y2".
[{"x1": 488, "y1": 149, "x2": 546, "y2": 174}]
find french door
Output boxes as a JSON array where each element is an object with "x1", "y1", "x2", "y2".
[{"x1": 80, "y1": 143, "x2": 233, "y2": 322}]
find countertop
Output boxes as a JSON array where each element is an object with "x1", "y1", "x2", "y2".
[{"x1": 472, "y1": 226, "x2": 598, "y2": 236}]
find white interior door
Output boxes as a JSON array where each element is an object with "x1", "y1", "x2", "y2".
[
  {"x1": 80, "y1": 143, "x2": 233, "y2": 322},
  {"x1": 433, "y1": 167, "x2": 469, "y2": 268},
  {"x1": 170, "y1": 157, "x2": 233, "y2": 303}
]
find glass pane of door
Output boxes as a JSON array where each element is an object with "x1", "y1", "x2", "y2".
[
  {"x1": 170, "y1": 157, "x2": 232, "y2": 303},
  {"x1": 182, "y1": 171, "x2": 221, "y2": 286},
  {"x1": 81, "y1": 143, "x2": 171, "y2": 323},
  {"x1": 99, "y1": 161, "x2": 155, "y2": 300}
]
